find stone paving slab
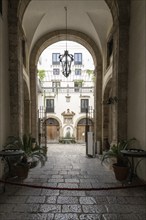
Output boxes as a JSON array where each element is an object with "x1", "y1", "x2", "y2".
[
  {"x1": 46, "y1": 196, "x2": 57, "y2": 204},
  {"x1": 55, "y1": 213, "x2": 79, "y2": 220},
  {"x1": 57, "y1": 196, "x2": 79, "y2": 204},
  {"x1": 0, "y1": 144, "x2": 146, "y2": 220},
  {"x1": 80, "y1": 214, "x2": 101, "y2": 220}
]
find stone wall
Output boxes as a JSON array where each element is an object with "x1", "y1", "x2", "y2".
[
  {"x1": 128, "y1": 1, "x2": 146, "y2": 181},
  {"x1": 0, "y1": 0, "x2": 10, "y2": 147}
]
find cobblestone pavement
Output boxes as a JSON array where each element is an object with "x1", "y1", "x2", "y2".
[{"x1": 0, "y1": 144, "x2": 146, "y2": 220}]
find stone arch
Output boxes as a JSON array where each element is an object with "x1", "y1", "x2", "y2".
[
  {"x1": 45, "y1": 115, "x2": 62, "y2": 127},
  {"x1": 10, "y1": 0, "x2": 130, "y2": 144},
  {"x1": 29, "y1": 30, "x2": 102, "y2": 142},
  {"x1": 31, "y1": 30, "x2": 100, "y2": 67},
  {"x1": 62, "y1": 125, "x2": 74, "y2": 139},
  {"x1": 75, "y1": 116, "x2": 94, "y2": 128}
]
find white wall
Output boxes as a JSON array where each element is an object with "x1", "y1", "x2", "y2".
[
  {"x1": 128, "y1": 1, "x2": 146, "y2": 180},
  {"x1": 0, "y1": 0, "x2": 10, "y2": 148},
  {"x1": 43, "y1": 90, "x2": 94, "y2": 138}
]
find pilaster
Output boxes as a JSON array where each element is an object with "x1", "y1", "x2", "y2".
[{"x1": 8, "y1": 1, "x2": 23, "y2": 137}]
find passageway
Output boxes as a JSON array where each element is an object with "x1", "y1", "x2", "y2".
[
  {"x1": 25, "y1": 143, "x2": 117, "y2": 189},
  {"x1": 0, "y1": 144, "x2": 145, "y2": 219}
]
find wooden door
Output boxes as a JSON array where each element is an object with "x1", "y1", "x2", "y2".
[
  {"x1": 47, "y1": 125, "x2": 59, "y2": 142},
  {"x1": 77, "y1": 125, "x2": 86, "y2": 143}
]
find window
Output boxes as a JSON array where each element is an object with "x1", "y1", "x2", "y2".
[
  {"x1": 74, "y1": 81, "x2": 82, "y2": 92},
  {"x1": 81, "y1": 99, "x2": 89, "y2": 113},
  {"x1": 75, "y1": 69, "x2": 81, "y2": 75},
  {"x1": 74, "y1": 53, "x2": 82, "y2": 65},
  {"x1": 53, "y1": 68, "x2": 60, "y2": 75},
  {"x1": 46, "y1": 99, "x2": 54, "y2": 113},
  {"x1": 52, "y1": 81, "x2": 60, "y2": 88},
  {"x1": 52, "y1": 53, "x2": 60, "y2": 65},
  {"x1": 52, "y1": 81, "x2": 60, "y2": 92}
]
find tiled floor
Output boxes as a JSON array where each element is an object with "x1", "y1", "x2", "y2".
[{"x1": 0, "y1": 144, "x2": 146, "y2": 220}]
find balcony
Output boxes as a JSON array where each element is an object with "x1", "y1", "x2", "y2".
[{"x1": 43, "y1": 86, "x2": 94, "y2": 94}]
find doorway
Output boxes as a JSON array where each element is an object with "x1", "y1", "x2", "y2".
[
  {"x1": 46, "y1": 118, "x2": 60, "y2": 143},
  {"x1": 77, "y1": 118, "x2": 93, "y2": 143}
]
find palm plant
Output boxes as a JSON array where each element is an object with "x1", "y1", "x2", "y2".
[
  {"x1": 3, "y1": 135, "x2": 47, "y2": 179},
  {"x1": 101, "y1": 138, "x2": 136, "y2": 166},
  {"x1": 21, "y1": 134, "x2": 47, "y2": 167},
  {"x1": 101, "y1": 138, "x2": 137, "y2": 181},
  {"x1": 5, "y1": 134, "x2": 47, "y2": 168}
]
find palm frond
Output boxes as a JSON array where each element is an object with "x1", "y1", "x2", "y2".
[{"x1": 101, "y1": 138, "x2": 137, "y2": 166}]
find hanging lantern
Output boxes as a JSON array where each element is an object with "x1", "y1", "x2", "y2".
[{"x1": 59, "y1": 7, "x2": 74, "y2": 78}]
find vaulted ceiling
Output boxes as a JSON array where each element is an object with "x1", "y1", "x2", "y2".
[{"x1": 22, "y1": 0, "x2": 113, "y2": 54}]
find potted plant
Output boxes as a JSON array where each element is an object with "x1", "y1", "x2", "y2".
[
  {"x1": 3, "y1": 140, "x2": 30, "y2": 179},
  {"x1": 21, "y1": 134, "x2": 47, "y2": 168},
  {"x1": 11, "y1": 155, "x2": 30, "y2": 179},
  {"x1": 4, "y1": 135, "x2": 47, "y2": 179},
  {"x1": 101, "y1": 138, "x2": 136, "y2": 181}
]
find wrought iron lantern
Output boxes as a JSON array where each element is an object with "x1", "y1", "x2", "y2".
[{"x1": 59, "y1": 7, "x2": 74, "y2": 78}]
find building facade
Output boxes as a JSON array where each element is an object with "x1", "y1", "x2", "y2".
[{"x1": 37, "y1": 42, "x2": 94, "y2": 143}]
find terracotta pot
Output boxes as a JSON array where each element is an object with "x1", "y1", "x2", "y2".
[
  {"x1": 12, "y1": 164, "x2": 29, "y2": 179},
  {"x1": 113, "y1": 163, "x2": 129, "y2": 181}
]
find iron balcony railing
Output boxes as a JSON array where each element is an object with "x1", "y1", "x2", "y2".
[{"x1": 43, "y1": 86, "x2": 94, "y2": 94}]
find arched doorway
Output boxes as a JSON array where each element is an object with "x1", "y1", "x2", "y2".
[
  {"x1": 77, "y1": 118, "x2": 94, "y2": 143},
  {"x1": 29, "y1": 30, "x2": 102, "y2": 146},
  {"x1": 45, "y1": 118, "x2": 60, "y2": 143}
]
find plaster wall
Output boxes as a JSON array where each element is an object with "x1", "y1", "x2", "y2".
[
  {"x1": 43, "y1": 91, "x2": 94, "y2": 139},
  {"x1": 0, "y1": 0, "x2": 10, "y2": 148},
  {"x1": 128, "y1": 1, "x2": 146, "y2": 180}
]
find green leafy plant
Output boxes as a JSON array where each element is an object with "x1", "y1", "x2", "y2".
[
  {"x1": 86, "y1": 69, "x2": 95, "y2": 82},
  {"x1": 101, "y1": 138, "x2": 137, "y2": 181},
  {"x1": 38, "y1": 69, "x2": 46, "y2": 81},
  {"x1": 74, "y1": 79, "x2": 84, "y2": 86},
  {"x1": 21, "y1": 134, "x2": 47, "y2": 167},
  {"x1": 5, "y1": 135, "x2": 47, "y2": 168},
  {"x1": 86, "y1": 69, "x2": 93, "y2": 75},
  {"x1": 101, "y1": 138, "x2": 136, "y2": 166}
]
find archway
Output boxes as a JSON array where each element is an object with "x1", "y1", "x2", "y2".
[
  {"x1": 77, "y1": 118, "x2": 94, "y2": 143},
  {"x1": 9, "y1": 0, "x2": 130, "y2": 146},
  {"x1": 45, "y1": 118, "x2": 60, "y2": 143},
  {"x1": 29, "y1": 30, "x2": 102, "y2": 144}
]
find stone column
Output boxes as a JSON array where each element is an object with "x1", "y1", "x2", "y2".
[
  {"x1": 117, "y1": 25, "x2": 129, "y2": 140},
  {"x1": 103, "y1": 105, "x2": 109, "y2": 138},
  {"x1": 24, "y1": 100, "x2": 31, "y2": 135},
  {"x1": 94, "y1": 64, "x2": 102, "y2": 153},
  {"x1": 8, "y1": 2, "x2": 23, "y2": 137},
  {"x1": 112, "y1": 23, "x2": 129, "y2": 142},
  {"x1": 30, "y1": 65, "x2": 38, "y2": 139},
  {"x1": 104, "y1": 1, "x2": 130, "y2": 143}
]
